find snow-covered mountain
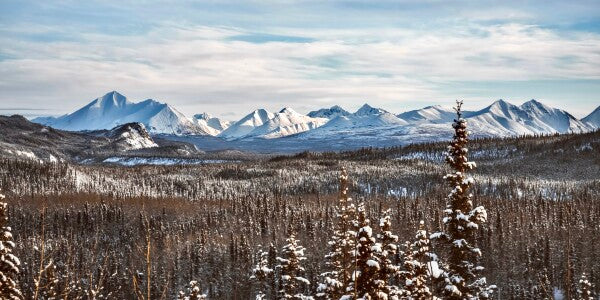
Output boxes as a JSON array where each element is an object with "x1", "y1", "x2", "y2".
[
  {"x1": 398, "y1": 105, "x2": 458, "y2": 124},
  {"x1": 353, "y1": 103, "x2": 391, "y2": 116},
  {"x1": 582, "y1": 106, "x2": 600, "y2": 129},
  {"x1": 218, "y1": 109, "x2": 275, "y2": 140},
  {"x1": 243, "y1": 107, "x2": 328, "y2": 139},
  {"x1": 296, "y1": 104, "x2": 408, "y2": 139},
  {"x1": 289, "y1": 100, "x2": 596, "y2": 146},
  {"x1": 466, "y1": 99, "x2": 591, "y2": 136},
  {"x1": 193, "y1": 113, "x2": 232, "y2": 136},
  {"x1": 307, "y1": 105, "x2": 351, "y2": 119},
  {"x1": 33, "y1": 91, "x2": 208, "y2": 135},
  {"x1": 104, "y1": 123, "x2": 158, "y2": 150},
  {"x1": 30, "y1": 92, "x2": 597, "y2": 149}
]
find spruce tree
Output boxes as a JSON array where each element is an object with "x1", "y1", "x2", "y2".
[
  {"x1": 375, "y1": 209, "x2": 402, "y2": 298},
  {"x1": 431, "y1": 100, "x2": 494, "y2": 299},
  {"x1": 577, "y1": 272, "x2": 594, "y2": 300},
  {"x1": 406, "y1": 220, "x2": 435, "y2": 299},
  {"x1": 351, "y1": 200, "x2": 381, "y2": 299},
  {"x1": 399, "y1": 240, "x2": 415, "y2": 296},
  {"x1": 277, "y1": 233, "x2": 311, "y2": 299},
  {"x1": 251, "y1": 248, "x2": 274, "y2": 299},
  {"x1": 0, "y1": 190, "x2": 23, "y2": 300},
  {"x1": 318, "y1": 168, "x2": 358, "y2": 299}
]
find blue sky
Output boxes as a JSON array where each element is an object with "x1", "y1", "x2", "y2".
[{"x1": 0, "y1": 0, "x2": 599, "y2": 119}]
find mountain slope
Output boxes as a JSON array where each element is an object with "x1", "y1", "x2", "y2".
[
  {"x1": 102, "y1": 123, "x2": 158, "y2": 150},
  {"x1": 520, "y1": 99, "x2": 590, "y2": 133},
  {"x1": 354, "y1": 103, "x2": 391, "y2": 116},
  {"x1": 466, "y1": 99, "x2": 591, "y2": 135},
  {"x1": 33, "y1": 91, "x2": 208, "y2": 135},
  {"x1": 193, "y1": 113, "x2": 232, "y2": 136},
  {"x1": 582, "y1": 106, "x2": 600, "y2": 129},
  {"x1": 398, "y1": 105, "x2": 458, "y2": 124},
  {"x1": 218, "y1": 109, "x2": 275, "y2": 140},
  {"x1": 0, "y1": 115, "x2": 202, "y2": 162},
  {"x1": 243, "y1": 107, "x2": 328, "y2": 139},
  {"x1": 307, "y1": 105, "x2": 350, "y2": 119},
  {"x1": 296, "y1": 103, "x2": 408, "y2": 139}
]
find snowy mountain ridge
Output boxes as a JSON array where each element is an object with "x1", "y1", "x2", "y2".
[
  {"x1": 193, "y1": 113, "x2": 232, "y2": 136},
  {"x1": 582, "y1": 106, "x2": 600, "y2": 129},
  {"x1": 30, "y1": 92, "x2": 598, "y2": 146},
  {"x1": 33, "y1": 91, "x2": 208, "y2": 135},
  {"x1": 218, "y1": 109, "x2": 275, "y2": 140}
]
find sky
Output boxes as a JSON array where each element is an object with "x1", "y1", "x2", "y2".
[{"x1": 0, "y1": 0, "x2": 599, "y2": 120}]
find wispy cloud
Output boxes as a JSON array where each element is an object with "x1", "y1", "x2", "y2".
[{"x1": 0, "y1": 1, "x2": 599, "y2": 119}]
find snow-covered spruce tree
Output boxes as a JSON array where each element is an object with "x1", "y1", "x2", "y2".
[
  {"x1": 404, "y1": 220, "x2": 435, "y2": 299},
  {"x1": 277, "y1": 233, "x2": 311, "y2": 299},
  {"x1": 350, "y1": 200, "x2": 382, "y2": 299},
  {"x1": 0, "y1": 190, "x2": 23, "y2": 300},
  {"x1": 431, "y1": 100, "x2": 494, "y2": 299},
  {"x1": 375, "y1": 209, "x2": 402, "y2": 298},
  {"x1": 398, "y1": 241, "x2": 415, "y2": 298},
  {"x1": 251, "y1": 247, "x2": 274, "y2": 299},
  {"x1": 178, "y1": 280, "x2": 207, "y2": 300},
  {"x1": 317, "y1": 168, "x2": 358, "y2": 299},
  {"x1": 577, "y1": 272, "x2": 594, "y2": 300}
]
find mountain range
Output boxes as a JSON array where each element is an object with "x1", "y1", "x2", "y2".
[{"x1": 30, "y1": 91, "x2": 599, "y2": 150}]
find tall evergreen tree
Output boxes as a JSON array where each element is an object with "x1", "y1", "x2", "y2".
[
  {"x1": 0, "y1": 189, "x2": 23, "y2": 300},
  {"x1": 251, "y1": 248, "x2": 274, "y2": 299},
  {"x1": 277, "y1": 233, "x2": 311, "y2": 299},
  {"x1": 404, "y1": 220, "x2": 435, "y2": 299},
  {"x1": 350, "y1": 200, "x2": 382, "y2": 299},
  {"x1": 375, "y1": 209, "x2": 402, "y2": 298},
  {"x1": 317, "y1": 168, "x2": 357, "y2": 299},
  {"x1": 431, "y1": 100, "x2": 495, "y2": 299}
]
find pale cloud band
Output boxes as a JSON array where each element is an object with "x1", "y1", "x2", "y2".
[{"x1": 0, "y1": 1, "x2": 599, "y2": 119}]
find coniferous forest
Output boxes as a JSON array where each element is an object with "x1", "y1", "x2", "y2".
[{"x1": 1, "y1": 103, "x2": 600, "y2": 299}]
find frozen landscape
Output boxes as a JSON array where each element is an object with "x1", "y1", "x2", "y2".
[
  {"x1": 9, "y1": 91, "x2": 595, "y2": 159},
  {"x1": 1, "y1": 0, "x2": 600, "y2": 299}
]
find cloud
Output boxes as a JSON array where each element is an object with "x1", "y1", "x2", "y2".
[{"x1": 0, "y1": 1, "x2": 599, "y2": 119}]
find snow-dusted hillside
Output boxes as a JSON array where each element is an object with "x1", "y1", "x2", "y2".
[
  {"x1": 582, "y1": 106, "x2": 600, "y2": 129},
  {"x1": 33, "y1": 91, "x2": 208, "y2": 135},
  {"x1": 218, "y1": 109, "x2": 275, "y2": 140},
  {"x1": 243, "y1": 108, "x2": 328, "y2": 139},
  {"x1": 105, "y1": 123, "x2": 158, "y2": 150},
  {"x1": 193, "y1": 113, "x2": 232, "y2": 136}
]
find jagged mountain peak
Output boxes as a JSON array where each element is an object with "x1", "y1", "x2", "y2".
[
  {"x1": 32, "y1": 91, "x2": 208, "y2": 135},
  {"x1": 242, "y1": 107, "x2": 328, "y2": 139},
  {"x1": 582, "y1": 106, "x2": 600, "y2": 129},
  {"x1": 218, "y1": 109, "x2": 275, "y2": 139},
  {"x1": 91, "y1": 91, "x2": 129, "y2": 109},
  {"x1": 307, "y1": 105, "x2": 350, "y2": 119},
  {"x1": 521, "y1": 99, "x2": 553, "y2": 113},
  {"x1": 192, "y1": 112, "x2": 232, "y2": 136},
  {"x1": 354, "y1": 103, "x2": 388, "y2": 116},
  {"x1": 193, "y1": 112, "x2": 213, "y2": 120}
]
